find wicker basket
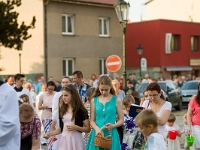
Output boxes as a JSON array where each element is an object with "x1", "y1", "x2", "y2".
[
  {"x1": 94, "y1": 126, "x2": 112, "y2": 149},
  {"x1": 94, "y1": 134, "x2": 112, "y2": 149}
]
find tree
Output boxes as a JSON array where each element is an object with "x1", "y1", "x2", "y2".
[{"x1": 0, "y1": 0, "x2": 36, "y2": 50}]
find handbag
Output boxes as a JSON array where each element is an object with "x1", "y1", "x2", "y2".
[{"x1": 94, "y1": 126, "x2": 112, "y2": 149}]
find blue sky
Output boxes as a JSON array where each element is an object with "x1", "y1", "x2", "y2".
[{"x1": 126, "y1": 0, "x2": 149, "y2": 22}]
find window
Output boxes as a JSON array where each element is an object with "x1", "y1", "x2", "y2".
[
  {"x1": 63, "y1": 59, "x2": 74, "y2": 76},
  {"x1": 191, "y1": 36, "x2": 199, "y2": 51},
  {"x1": 99, "y1": 18, "x2": 109, "y2": 37},
  {"x1": 62, "y1": 14, "x2": 74, "y2": 35},
  {"x1": 99, "y1": 59, "x2": 108, "y2": 74},
  {"x1": 171, "y1": 34, "x2": 180, "y2": 51}
]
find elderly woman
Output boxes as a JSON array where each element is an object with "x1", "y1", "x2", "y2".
[
  {"x1": 187, "y1": 82, "x2": 200, "y2": 150},
  {"x1": 142, "y1": 83, "x2": 172, "y2": 137},
  {"x1": 112, "y1": 79, "x2": 125, "y2": 101}
]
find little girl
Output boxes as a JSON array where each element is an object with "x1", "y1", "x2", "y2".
[
  {"x1": 165, "y1": 113, "x2": 181, "y2": 150},
  {"x1": 50, "y1": 96, "x2": 63, "y2": 150},
  {"x1": 83, "y1": 87, "x2": 95, "y2": 146},
  {"x1": 44, "y1": 84, "x2": 90, "y2": 150},
  {"x1": 122, "y1": 95, "x2": 138, "y2": 150},
  {"x1": 181, "y1": 114, "x2": 190, "y2": 150}
]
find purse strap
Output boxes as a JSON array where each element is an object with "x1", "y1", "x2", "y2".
[{"x1": 99, "y1": 126, "x2": 111, "y2": 138}]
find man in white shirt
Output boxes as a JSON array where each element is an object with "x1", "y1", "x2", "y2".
[
  {"x1": 6, "y1": 75, "x2": 15, "y2": 87},
  {"x1": 14, "y1": 74, "x2": 33, "y2": 107},
  {"x1": 0, "y1": 80, "x2": 20, "y2": 150},
  {"x1": 25, "y1": 82, "x2": 37, "y2": 109},
  {"x1": 52, "y1": 76, "x2": 72, "y2": 112}
]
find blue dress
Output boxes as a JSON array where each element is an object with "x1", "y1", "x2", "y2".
[{"x1": 86, "y1": 96, "x2": 121, "y2": 150}]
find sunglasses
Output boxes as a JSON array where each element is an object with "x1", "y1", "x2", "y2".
[{"x1": 20, "y1": 120, "x2": 32, "y2": 125}]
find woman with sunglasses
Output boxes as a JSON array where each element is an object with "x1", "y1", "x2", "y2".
[
  {"x1": 38, "y1": 81, "x2": 56, "y2": 150},
  {"x1": 142, "y1": 83, "x2": 172, "y2": 138},
  {"x1": 187, "y1": 82, "x2": 200, "y2": 150}
]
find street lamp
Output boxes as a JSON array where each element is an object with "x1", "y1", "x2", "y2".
[
  {"x1": 18, "y1": 40, "x2": 23, "y2": 73},
  {"x1": 137, "y1": 44, "x2": 143, "y2": 77},
  {"x1": 114, "y1": 0, "x2": 130, "y2": 89}
]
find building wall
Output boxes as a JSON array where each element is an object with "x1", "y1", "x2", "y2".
[
  {"x1": 0, "y1": 0, "x2": 44, "y2": 79},
  {"x1": 46, "y1": 2, "x2": 123, "y2": 80},
  {"x1": 126, "y1": 20, "x2": 200, "y2": 78},
  {"x1": 145, "y1": 0, "x2": 200, "y2": 22}
]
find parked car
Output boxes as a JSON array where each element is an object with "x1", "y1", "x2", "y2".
[
  {"x1": 181, "y1": 80, "x2": 199, "y2": 105},
  {"x1": 136, "y1": 80, "x2": 182, "y2": 110}
]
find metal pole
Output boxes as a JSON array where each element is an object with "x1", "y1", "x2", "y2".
[
  {"x1": 123, "y1": 27, "x2": 127, "y2": 90},
  {"x1": 19, "y1": 53, "x2": 21, "y2": 73},
  {"x1": 139, "y1": 56, "x2": 141, "y2": 77}
]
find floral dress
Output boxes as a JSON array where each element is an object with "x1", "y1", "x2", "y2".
[{"x1": 122, "y1": 113, "x2": 138, "y2": 150}]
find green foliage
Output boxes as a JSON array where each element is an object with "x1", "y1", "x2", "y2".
[{"x1": 0, "y1": 0, "x2": 36, "y2": 50}]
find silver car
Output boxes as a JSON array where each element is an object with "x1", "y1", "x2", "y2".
[{"x1": 181, "y1": 80, "x2": 199, "y2": 105}]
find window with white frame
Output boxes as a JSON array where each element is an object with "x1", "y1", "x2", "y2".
[
  {"x1": 99, "y1": 59, "x2": 108, "y2": 74},
  {"x1": 63, "y1": 59, "x2": 74, "y2": 76},
  {"x1": 99, "y1": 18, "x2": 109, "y2": 37},
  {"x1": 62, "y1": 14, "x2": 74, "y2": 35}
]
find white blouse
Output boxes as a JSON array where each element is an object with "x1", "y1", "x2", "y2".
[{"x1": 142, "y1": 100, "x2": 172, "y2": 137}]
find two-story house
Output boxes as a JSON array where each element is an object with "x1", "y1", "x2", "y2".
[{"x1": 0, "y1": 0, "x2": 123, "y2": 81}]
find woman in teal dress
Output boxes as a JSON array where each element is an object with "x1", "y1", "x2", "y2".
[{"x1": 87, "y1": 75, "x2": 124, "y2": 150}]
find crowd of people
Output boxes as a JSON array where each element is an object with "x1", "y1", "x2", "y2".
[{"x1": 0, "y1": 71, "x2": 200, "y2": 150}]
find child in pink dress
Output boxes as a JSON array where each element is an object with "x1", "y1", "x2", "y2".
[{"x1": 44, "y1": 84, "x2": 90, "y2": 150}]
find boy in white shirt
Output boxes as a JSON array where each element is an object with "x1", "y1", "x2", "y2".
[{"x1": 135, "y1": 109, "x2": 166, "y2": 150}]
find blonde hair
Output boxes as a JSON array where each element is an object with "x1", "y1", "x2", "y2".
[
  {"x1": 135, "y1": 109, "x2": 158, "y2": 127},
  {"x1": 112, "y1": 79, "x2": 120, "y2": 85},
  {"x1": 183, "y1": 113, "x2": 187, "y2": 119},
  {"x1": 19, "y1": 103, "x2": 34, "y2": 120},
  {"x1": 168, "y1": 113, "x2": 176, "y2": 122},
  {"x1": 123, "y1": 95, "x2": 135, "y2": 106},
  {"x1": 94, "y1": 76, "x2": 115, "y2": 97}
]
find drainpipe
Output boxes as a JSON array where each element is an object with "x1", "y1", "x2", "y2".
[{"x1": 44, "y1": 0, "x2": 49, "y2": 80}]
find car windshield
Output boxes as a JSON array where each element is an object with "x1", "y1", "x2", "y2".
[
  {"x1": 181, "y1": 82, "x2": 199, "y2": 90},
  {"x1": 136, "y1": 83, "x2": 148, "y2": 93},
  {"x1": 158, "y1": 83, "x2": 166, "y2": 92},
  {"x1": 136, "y1": 82, "x2": 167, "y2": 93}
]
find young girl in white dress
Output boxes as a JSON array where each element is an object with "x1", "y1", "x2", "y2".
[{"x1": 165, "y1": 113, "x2": 181, "y2": 150}]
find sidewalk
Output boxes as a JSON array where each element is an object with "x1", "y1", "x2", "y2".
[{"x1": 174, "y1": 109, "x2": 188, "y2": 150}]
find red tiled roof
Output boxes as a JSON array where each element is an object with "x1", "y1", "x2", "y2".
[{"x1": 74, "y1": 0, "x2": 117, "y2": 5}]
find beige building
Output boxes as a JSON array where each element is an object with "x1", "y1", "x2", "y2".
[
  {"x1": 0, "y1": 0, "x2": 44, "y2": 80},
  {"x1": 0, "y1": 0, "x2": 123, "y2": 81},
  {"x1": 144, "y1": 0, "x2": 200, "y2": 22},
  {"x1": 45, "y1": 0, "x2": 122, "y2": 80}
]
